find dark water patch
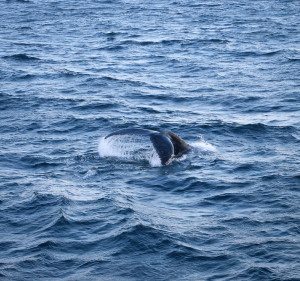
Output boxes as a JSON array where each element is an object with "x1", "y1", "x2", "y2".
[
  {"x1": 232, "y1": 122, "x2": 269, "y2": 134},
  {"x1": 121, "y1": 38, "x2": 230, "y2": 48},
  {"x1": 0, "y1": 93, "x2": 22, "y2": 110},
  {"x1": 20, "y1": 155, "x2": 61, "y2": 169},
  {"x1": 232, "y1": 266, "x2": 282, "y2": 281},
  {"x1": 22, "y1": 95, "x2": 86, "y2": 109},
  {"x1": 286, "y1": 57, "x2": 300, "y2": 63},
  {"x1": 7, "y1": 192, "x2": 71, "y2": 214},
  {"x1": 172, "y1": 178, "x2": 216, "y2": 193},
  {"x1": 136, "y1": 106, "x2": 160, "y2": 114},
  {"x1": 76, "y1": 257, "x2": 109, "y2": 270},
  {"x1": 186, "y1": 38, "x2": 230, "y2": 46},
  {"x1": 292, "y1": 174, "x2": 300, "y2": 180},
  {"x1": 26, "y1": 239, "x2": 60, "y2": 253},
  {"x1": 199, "y1": 121, "x2": 297, "y2": 140},
  {"x1": 233, "y1": 163, "x2": 256, "y2": 172},
  {"x1": 46, "y1": 116, "x2": 93, "y2": 133},
  {"x1": 14, "y1": 73, "x2": 36, "y2": 80},
  {"x1": 218, "y1": 95, "x2": 263, "y2": 108},
  {"x1": 94, "y1": 75, "x2": 164, "y2": 89},
  {"x1": 2, "y1": 54, "x2": 40, "y2": 61},
  {"x1": 260, "y1": 174, "x2": 280, "y2": 181},
  {"x1": 56, "y1": 69, "x2": 91, "y2": 78},
  {"x1": 0, "y1": 241, "x2": 18, "y2": 252},
  {"x1": 228, "y1": 50, "x2": 283, "y2": 59},
  {"x1": 176, "y1": 2, "x2": 222, "y2": 8},
  {"x1": 244, "y1": 105, "x2": 286, "y2": 113},
  {"x1": 262, "y1": 198, "x2": 298, "y2": 212},
  {"x1": 131, "y1": 93, "x2": 191, "y2": 103},
  {"x1": 104, "y1": 31, "x2": 124, "y2": 38},
  {"x1": 260, "y1": 173, "x2": 299, "y2": 186},
  {"x1": 282, "y1": 97, "x2": 300, "y2": 103},
  {"x1": 121, "y1": 39, "x2": 182, "y2": 47},
  {"x1": 223, "y1": 217, "x2": 262, "y2": 227},
  {"x1": 71, "y1": 101, "x2": 118, "y2": 111},
  {"x1": 8, "y1": 0, "x2": 32, "y2": 2},
  {"x1": 116, "y1": 206, "x2": 135, "y2": 216},
  {"x1": 96, "y1": 45, "x2": 125, "y2": 52},
  {"x1": 16, "y1": 26, "x2": 32, "y2": 30},
  {"x1": 27, "y1": 122, "x2": 42, "y2": 131},
  {"x1": 103, "y1": 223, "x2": 171, "y2": 256},
  {"x1": 7, "y1": 41, "x2": 49, "y2": 47},
  {"x1": 205, "y1": 193, "x2": 255, "y2": 204},
  {"x1": 167, "y1": 250, "x2": 231, "y2": 264}
]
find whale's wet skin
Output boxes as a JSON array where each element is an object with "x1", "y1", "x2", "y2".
[{"x1": 1, "y1": 0, "x2": 299, "y2": 280}]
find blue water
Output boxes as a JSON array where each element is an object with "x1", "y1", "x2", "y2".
[{"x1": 1, "y1": 0, "x2": 300, "y2": 280}]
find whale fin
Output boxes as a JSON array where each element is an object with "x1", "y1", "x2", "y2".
[
  {"x1": 166, "y1": 132, "x2": 191, "y2": 157},
  {"x1": 150, "y1": 133, "x2": 174, "y2": 165}
]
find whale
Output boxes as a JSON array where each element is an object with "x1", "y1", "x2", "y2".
[{"x1": 104, "y1": 128, "x2": 191, "y2": 165}]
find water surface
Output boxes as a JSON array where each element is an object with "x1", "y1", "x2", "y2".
[{"x1": 0, "y1": 0, "x2": 299, "y2": 280}]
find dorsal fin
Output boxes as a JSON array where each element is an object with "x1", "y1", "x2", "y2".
[{"x1": 150, "y1": 133, "x2": 174, "y2": 165}]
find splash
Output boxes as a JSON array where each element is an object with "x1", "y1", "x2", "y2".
[
  {"x1": 191, "y1": 137, "x2": 217, "y2": 153},
  {"x1": 98, "y1": 134, "x2": 216, "y2": 166},
  {"x1": 98, "y1": 135, "x2": 162, "y2": 167}
]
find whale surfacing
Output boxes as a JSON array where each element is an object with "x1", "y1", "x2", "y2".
[{"x1": 103, "y1": 128, "x2": 190, "y2": 165}]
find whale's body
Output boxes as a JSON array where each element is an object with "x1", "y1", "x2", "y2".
[{"x1": 104, "y1": 128, "x2": 190, "y2": 165}]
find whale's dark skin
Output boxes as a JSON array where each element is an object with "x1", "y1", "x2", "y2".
[{"x1": 105, "y1": 128, "x2": 191, "y2": 165}]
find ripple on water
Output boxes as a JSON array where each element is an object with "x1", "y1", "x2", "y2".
[{"x1": 0, "y1": 0, "x2": 299, "y2": 280}]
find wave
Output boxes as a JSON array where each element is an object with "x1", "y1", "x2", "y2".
[
  {"x1": 198, "y1": 120, "x2": 297, "y2": 136},
  {"x1": 120, "y1": 38, "x2": 182, "y2": 46},
  {"x1": 205, "y1": 192, "x2": 255, "y2": 204},
  {"x1": 20, "y1": 155, "x2": 60, "y2": 169},
  {"x1": 5, "y1": 0, "x2": 31, "y2": 4},
  {"x1": 96, "y1": 45, "x2": 125, "y2": 51},
  {"x1": 167, "y1": 248, "x2": 230, "y2": 262},
  {"x1": 286, "y1": 57, "x2": 300, "y2": 63},
  {"x1": 233, "y1": 266, "x2": 279, "y2": 280},
  {"x1": 71, "y1": 102, "x2": 117, "y2": 111},
  {"x1": 47, "y1": 68, "x2": 92, "y2": 78},
  {"x1": 191, "y1": 139, "x2": 217, "y2": 153},
  {"x1": 16, "y1": 73, "x2": 36, "y2": 80},
  {"x1": 233, "y1": 50, "x2": 282, "y2": 58},
  {"x1": 107, "y1": 222, "x2": 232, "y2": 266},
  {"x1": 77, "y1": 75, "x2": 163, "y2": 90},
  {"x1": 2, "y1": 54, "x2": 40, "y2": 61},
  {"x1": 17, "y1": 192, "x2": 71, "y2": 210},
  {"x1": 120, "y1": 38, "x2": 229, "y2": 47}
]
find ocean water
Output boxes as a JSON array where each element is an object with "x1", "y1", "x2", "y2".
[{"x1": 0, "y1": 0, "x2": 299, "y2": 280}]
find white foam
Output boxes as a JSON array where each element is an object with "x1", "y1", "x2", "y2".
[
  {"x1": 191, "y1": 137, "x2": 217, "y2": 153},
  {"x1": 98, "y1": 135, "x2": 161, "y2": 166},
  {"x1": 149, "y1": 150, "x2": 162, "y2": 167},
  {"x1": 83, "y1": 168, "x2": 97, "y2": 179}
]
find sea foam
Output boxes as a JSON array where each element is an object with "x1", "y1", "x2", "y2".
[{"x1": 98, "y1": 135, "x2": 161, "y2": 167}]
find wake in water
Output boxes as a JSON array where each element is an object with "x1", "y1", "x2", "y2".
[{"x1": 98, "y1": 133, "x2": 217, "y2": 167}]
